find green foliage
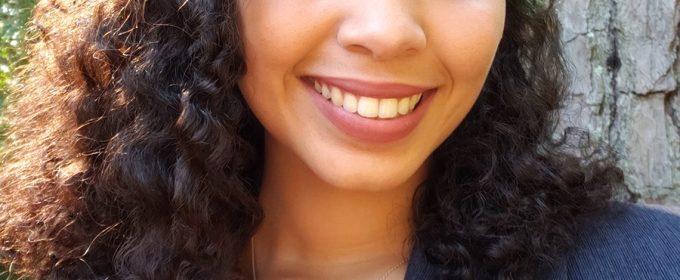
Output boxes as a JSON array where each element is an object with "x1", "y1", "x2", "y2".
[
  {"x1": 0, "y1": 264, "x2": 20, "y2": 280},
  {"x1": 0, "y1": 0, "x2": 34, "y2": 141},
  {"x1": 1, "y1": 0, "x2": 35, "y2": 106}
]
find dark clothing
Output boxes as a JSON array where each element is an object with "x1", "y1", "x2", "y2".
[{"x1": 404, "y1": 203, "x2": 680, "y2": 279}]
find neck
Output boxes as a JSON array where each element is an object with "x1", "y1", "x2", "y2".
[{"x1": 250, "y1": 134, "x2": 424, "y2": 279}]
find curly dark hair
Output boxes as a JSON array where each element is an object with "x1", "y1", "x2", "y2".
[{"x1": 0, "y1": 0, "x2": 622, "y2": 279}]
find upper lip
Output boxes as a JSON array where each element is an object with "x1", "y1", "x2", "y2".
[{"x1": 306, "y1": 76, "x2": 437, "y2": 99}]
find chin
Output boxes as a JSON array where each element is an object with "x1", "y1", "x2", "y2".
[{"x1": 312, "y1": 159, "x2": 426, "y2": 192}]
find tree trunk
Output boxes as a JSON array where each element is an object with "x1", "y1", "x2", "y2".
[{"x1": 556, "y1": 0, "x2": 680, "y2": 205}]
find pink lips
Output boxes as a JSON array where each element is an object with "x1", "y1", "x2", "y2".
[{"x1": 305, "y1": 76, "x2": 436, "y2": 144}]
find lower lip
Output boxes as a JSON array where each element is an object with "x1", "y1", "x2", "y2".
[{"x1": 307, "y1": 82, "x2": 435, "y2": 144}]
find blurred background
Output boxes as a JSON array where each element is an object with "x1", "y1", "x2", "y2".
[
  {"x1": 0, "y1": 0, "x2": 678, "y2": 277},
  {"x1": 557, "y1": 0, "x2": 680, "y2": 206},
  {"x1": 0, "y1": 0, "x2": 33, "y2": 148}
]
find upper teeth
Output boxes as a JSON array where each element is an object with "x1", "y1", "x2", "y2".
[{"x1": 314, "y1": 80, "x2": 422, "y2": 119}]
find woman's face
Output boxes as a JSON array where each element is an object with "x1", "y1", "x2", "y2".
[{"x1": 238, "y1": 0, "x2": 505, "y2": 190}]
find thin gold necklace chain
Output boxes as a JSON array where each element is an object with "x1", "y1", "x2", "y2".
[{"x1": 250, "y1": 238, "x2": 406, "y2": 280}]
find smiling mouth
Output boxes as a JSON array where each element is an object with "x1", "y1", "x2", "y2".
[{"x1": 309, "y1": 78, "x2": 423, "y2": 119}]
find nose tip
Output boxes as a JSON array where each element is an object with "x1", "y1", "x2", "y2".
[{"x1": 337, "y1": 6, "x2": 426, "y2": 60}]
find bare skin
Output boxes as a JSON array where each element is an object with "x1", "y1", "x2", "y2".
[
  {"x1": 236, "y1": 0, "x2": 505, "y2": 278},
  {"x1": 243, "y1": 132, "x2": 426, "y2": 280}
]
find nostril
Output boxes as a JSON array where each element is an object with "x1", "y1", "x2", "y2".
[
  {"x1": 338, "y1": 28, "x2": 426, "y2": 60},
  {"x1": 336, "y1": 11, "x2": 426, "y2": 60},
  {"x1": 343, "y1": 44, "x2": 375, "y2": 56}
]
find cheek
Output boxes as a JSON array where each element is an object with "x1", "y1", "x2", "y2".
[
  {"x1": 429, "y1": 1, "x2": 505, "y2": 80},
  {"x1": 237, "y1": 1, "x2": 334, "y2": 129},
  {"x1": 420, "y1": 1, "x2": 505, "y2": 142},
  {"x1": 238, "y1": 0, "x2": 332, "y2": 75}
]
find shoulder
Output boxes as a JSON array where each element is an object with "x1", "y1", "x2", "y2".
[{"x1": 548, "y1": 202, "x2": 680, "y2": 280}]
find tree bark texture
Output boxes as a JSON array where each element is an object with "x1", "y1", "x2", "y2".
[{"x1": 556, "y1": 0, "x2": 680, "y2": 205}]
